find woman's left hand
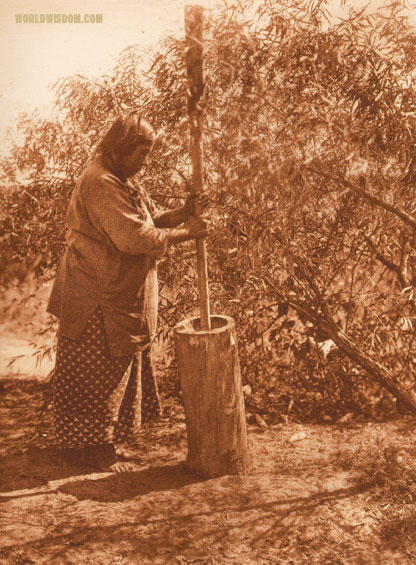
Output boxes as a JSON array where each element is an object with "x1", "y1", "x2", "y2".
[{"x1": 185, "y1": 192, "x2": 210, "y2": 217}]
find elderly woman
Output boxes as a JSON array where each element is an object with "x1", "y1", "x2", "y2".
[{"x1": 47, "y1": 114, "x2": 208, "y2": 471}]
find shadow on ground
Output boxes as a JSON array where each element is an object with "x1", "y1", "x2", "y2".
[
  {"x1": 59, "y1": 463, "x2": 205, "y2": 502},
  {"x1": 0, "y1": 447, "x2": 97, "y2": 494}
]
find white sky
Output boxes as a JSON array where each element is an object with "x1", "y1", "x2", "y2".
[
  {"x1": 0, "y1": 0, "x2": 413, "y2": 148},
  {"x1": 0, "y1": 0, "x2": 192, "y2": 140}
]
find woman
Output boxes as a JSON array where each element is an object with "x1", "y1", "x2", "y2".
[{"x1": 47, "y1": 114, "x2": 208, "y2": 471}]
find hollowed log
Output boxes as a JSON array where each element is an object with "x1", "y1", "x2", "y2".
[{"x1": 174, "y1": 315, "x2": 249, "y2": 477}]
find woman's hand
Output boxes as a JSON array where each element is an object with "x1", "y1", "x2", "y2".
[
  {"x1": 185, "y1": 192, "x2": 210, "y2": 217},
  {"x1": 187, "y1": 215, "x2": 209, "y2": 239},
  {"x1": 167, "y1": 216, "x2": 209, "y2": 246}
]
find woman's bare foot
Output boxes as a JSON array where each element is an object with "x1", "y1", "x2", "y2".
[
  {"x1": 114, "y1": 444, "x2": 141, "y2": 462},
  {"x1": 108, "y1": 460, "x2": 139, "y2": 473},
  {"x1": 76, "y1": 444, "x2": 139, "y2": 472},
  {"x1": 55, "y1": 444, "x2": 140, "y2": 472}
]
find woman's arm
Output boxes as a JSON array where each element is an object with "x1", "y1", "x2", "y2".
[
  {"x1": 155, "y1": 206, "x2": 189, "y2": 228},
  {"x1": 84, "y1": 173, "x2": 169, "y2": 258},
  {"x1": 154, "y1": 193, "x2": 210, "y2": 228},
  {"x1": 166, "y1": 216, "x2": 209, "y2": 245},
  {"x1": 84, "y1": 173, "x2": 208, "y2": 254}
]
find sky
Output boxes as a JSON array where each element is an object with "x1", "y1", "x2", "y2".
[
  {"x1": 0, "y1": 0, "x2": 196, "y2": 141},
  {"x1": 0, "y1": 0, "x2": 413, "y2": 149}
]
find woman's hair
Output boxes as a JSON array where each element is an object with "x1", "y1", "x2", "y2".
[{"x1": 95, "y1": 113, "x2": 156, "y2": 166}]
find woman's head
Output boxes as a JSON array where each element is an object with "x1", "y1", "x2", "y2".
[{"x1": 96, "y1": 114, "x2": 156, "y2": 179}]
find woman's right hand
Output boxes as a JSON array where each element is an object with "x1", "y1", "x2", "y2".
[
  {"x1": 167, "y1": 217, "x2": 209, "y2": 245},
  {"x1": 187, "y1": 216, "x2": 209, "y2": 239}
]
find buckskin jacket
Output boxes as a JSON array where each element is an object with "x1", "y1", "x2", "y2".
[{"x1": 47, "y1": 156, "x2": 175, "y2": 356}]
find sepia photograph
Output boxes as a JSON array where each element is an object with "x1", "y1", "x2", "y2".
[{"x1": 1, "y1": 0, "x2": 416, "y2": 562}]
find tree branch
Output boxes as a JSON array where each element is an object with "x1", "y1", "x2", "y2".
[
  {"x1": 265, "y1": 274, "x2": 416, "y2": 413},
  {"x1": 362, "y1": 233, "x2": 408, "y2": 288},
  {"x1": 308, "y1": 167, "x2": 416, "y2": 232}
]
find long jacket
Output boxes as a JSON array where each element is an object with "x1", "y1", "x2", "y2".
[{"x1": 47, "y1": 156, "x2": 174, "y2": 356}]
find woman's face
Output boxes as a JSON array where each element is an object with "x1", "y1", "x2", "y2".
[{"x1": 119, "y1": 142, "x2": 153, "y2": 178}]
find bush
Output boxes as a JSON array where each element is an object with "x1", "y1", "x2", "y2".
[{"x1": 1, "y1": 0, "x2": 416, "y2": 420}]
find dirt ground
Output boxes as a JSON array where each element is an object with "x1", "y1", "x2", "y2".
[
  {"x1": 1, "y1": 283, "x2": 415, "y2": 564},
  {"x1": 1, "y1": 370, "x2": 416, "y2": 565}
]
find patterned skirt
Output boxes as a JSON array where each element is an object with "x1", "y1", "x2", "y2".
[{"x1": 52, "y1": 307, "x2": 161, "y2": 448}]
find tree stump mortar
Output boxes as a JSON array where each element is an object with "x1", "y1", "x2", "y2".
[{"x1": 174, "y1": 315, "x2": 249, "y2": 478}]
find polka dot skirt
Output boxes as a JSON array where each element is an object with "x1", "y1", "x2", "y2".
[{"x1": 52, "y1": 306, "x2": 161, "y2": 448}]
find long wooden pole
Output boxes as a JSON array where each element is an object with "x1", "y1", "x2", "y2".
[{"x1": 185, "y1": 4, "x2": 211, "y2": 330}]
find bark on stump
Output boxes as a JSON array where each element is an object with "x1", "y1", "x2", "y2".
[{"x1": 174, "y1": 315, "x2": 249, "y2": 478}]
